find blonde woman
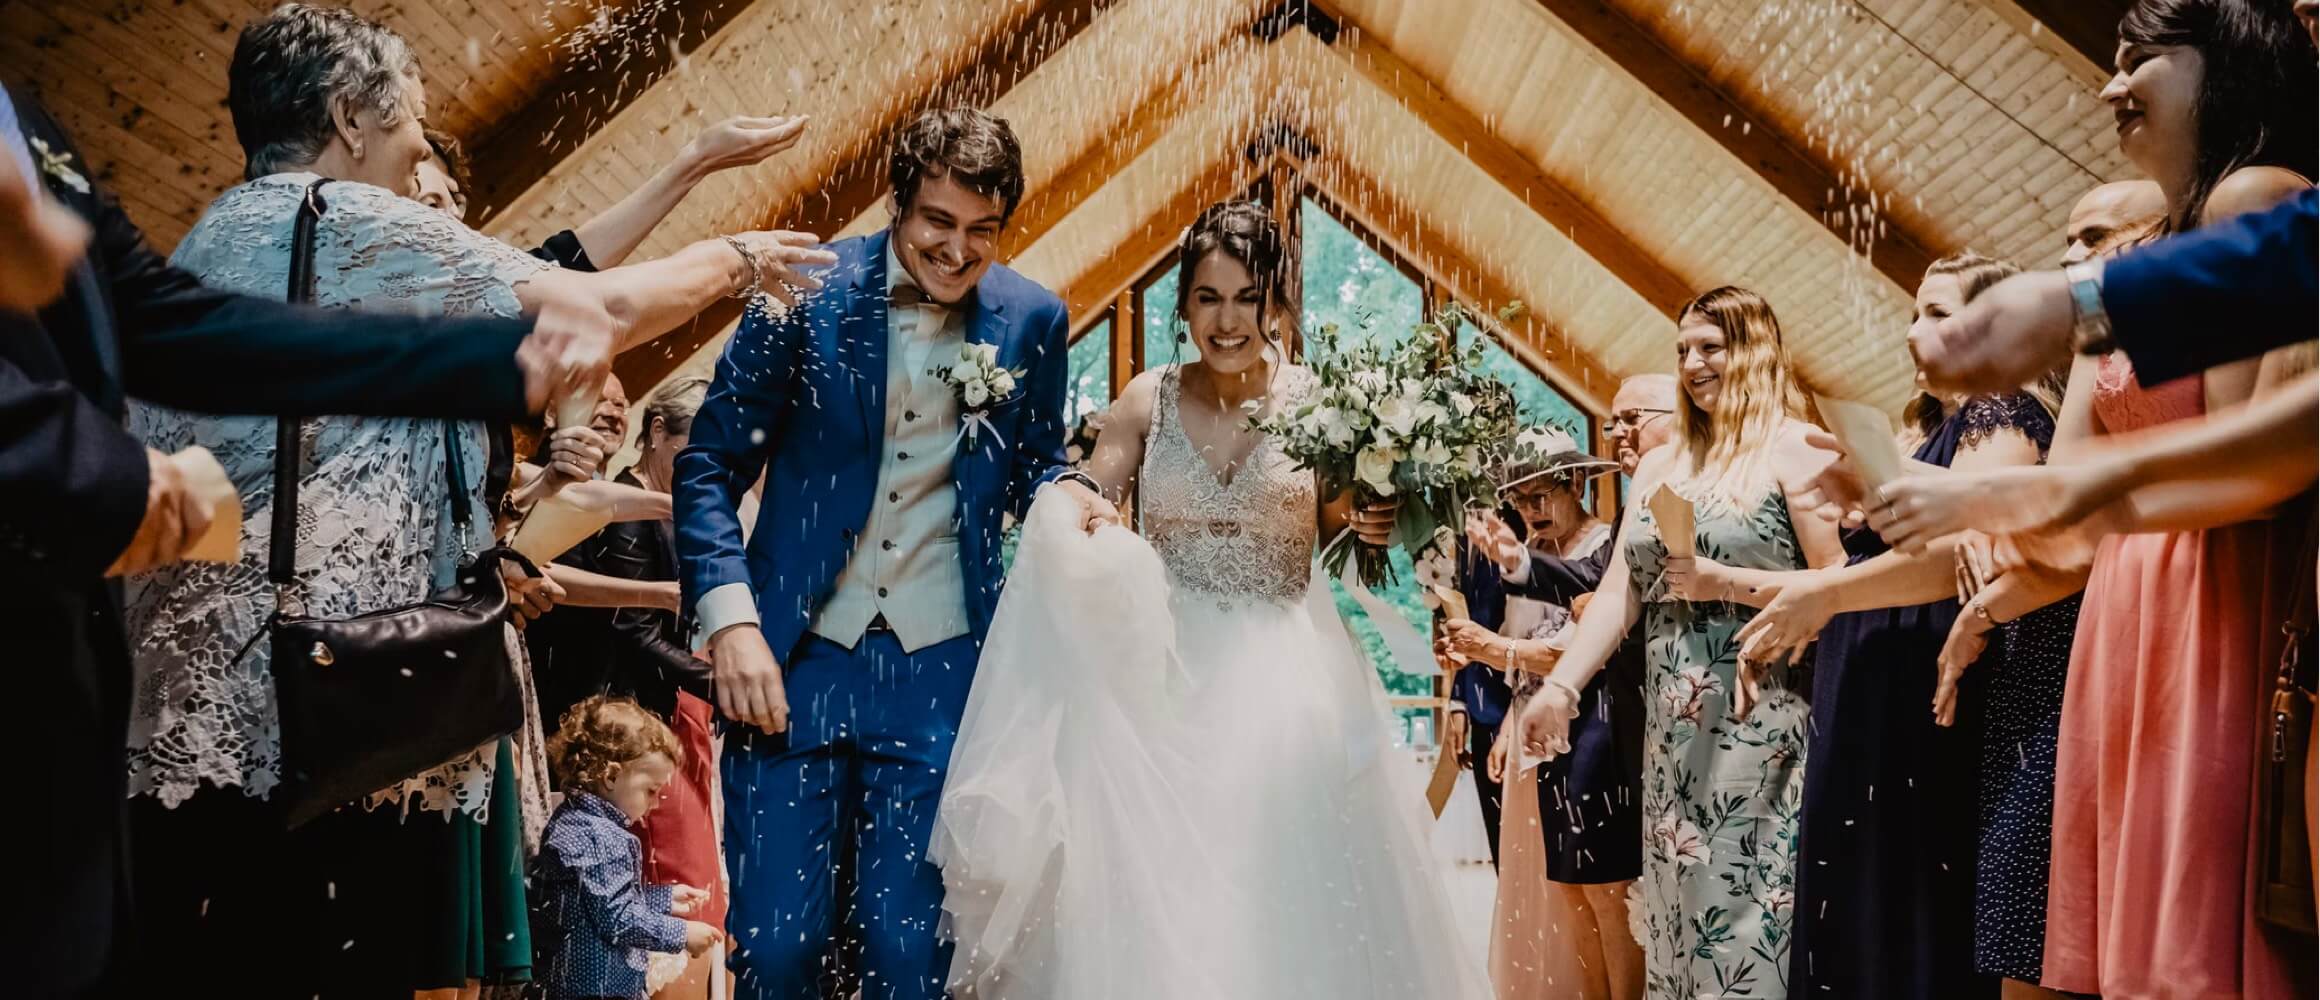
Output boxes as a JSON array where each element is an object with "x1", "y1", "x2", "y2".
[{"x1": 1515, "y1": 286, "x2": 1844, "y2": 998}]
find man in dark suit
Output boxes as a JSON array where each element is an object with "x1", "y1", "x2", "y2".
[
  {"x1": 0, "y1": 81, "x2": 610, "y2": 996},
  {"x1": 1444, "y1": 529, "x2": 1515, "y2": 866}
]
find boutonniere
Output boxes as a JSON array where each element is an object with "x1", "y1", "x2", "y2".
[
  {"x1": 931, "y1": 342, "x2": 1024, "y2": 449},
  {"x1": 29, "y1": 137, "x2": 89, "y2": 195}
]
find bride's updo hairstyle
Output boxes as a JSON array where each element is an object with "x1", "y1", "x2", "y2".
[{"x1": 1173, "y1": 201, "x2": 1290, "y2": 333}]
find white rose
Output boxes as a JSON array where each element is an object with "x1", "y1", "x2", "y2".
[
  {"x1": 974, "y1": 342, "x2": 1000, "y2": 364},
  {"x1": 1415, "y1": 401, "x2": 1450, "y2": 429},
  {"x1": 963, "y1": 379, "x2": 991, "y2": 408},
  {"x1": 1353, "y1": 371, "x2": 1389, "y2": 397},
  {"x1": 990, "y1": 370, "x2": 1017, "y2": 397},
  {"x1": 1450, "y1": 392, "x2": 1476, "y2": 417},
  {"x1": 949, "y1": 360, "x2": 981, "y2": 383},
  {"x1": 1413, "y1": 437, "x2": 1452, "y2": 466},
  {"x1": 1375, "y1": 395, "x2": 1420, "y2": 440},
  {"x1": 1355, "y1": 446, "x2": 1398, "y2": 496},
  {"x1": 1312, "y1": 406, "x2": 1357, "y2": 449},
  {"x1": 1342, "y1": 384, "x2": 1370, "y2": 411}
]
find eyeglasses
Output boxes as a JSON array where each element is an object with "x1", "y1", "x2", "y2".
[{"x1": 1607, "y1": 408, "x2": 1674, "y2": 431}]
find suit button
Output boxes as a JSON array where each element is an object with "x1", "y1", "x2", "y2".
[
  {"x1": 877, "y1": 587, "x2": 889, "y2": 598},
  {"x1": 905, "y1": 410, "x2": 918, "y2": 422},
  {"x1": 889, "y1": 491, "x2": 900, "y2": 503},
  {"x1": 897, "y1": 451, "x2": 910, "y2": 461},
  {"x1": 881, "y1": 539, "x2": 895, "y2": 551}
]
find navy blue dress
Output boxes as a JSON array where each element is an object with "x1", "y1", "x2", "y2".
[
  {"x1": 1789, "y1": 394, "x2": 2048, "y2": 999},
  {"x1": 1508, "y1": 519, "x2": 1643, "y2": 885}
]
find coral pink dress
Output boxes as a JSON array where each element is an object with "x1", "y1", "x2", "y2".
[{"x1": 2042, "y1": 354, "x2": 2309, "y2": 998}]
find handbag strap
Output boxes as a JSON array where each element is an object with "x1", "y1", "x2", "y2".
[{"x1": 265, "y1": 178, "x2": 470, "y2": 587}]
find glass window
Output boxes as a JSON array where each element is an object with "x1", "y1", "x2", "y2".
[
  {"x1": 1140, "y1": 263, "x2": 1195, "y2": 367},
  {"x1": 1067, "y1": 319, "x2": 1112, "y2": 421}
]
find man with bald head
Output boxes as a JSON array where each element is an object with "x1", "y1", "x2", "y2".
[
  {"x1": 2061, "y1": 179, "x2": 2167, "y2": 266},
  {"x1": 1606, "y1": 373, "x2": 1679, "y2": 477}
]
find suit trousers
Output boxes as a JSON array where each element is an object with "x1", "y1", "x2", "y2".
[{"x1": 723, "y1": 630, "x2": 978, "y2": 1000}]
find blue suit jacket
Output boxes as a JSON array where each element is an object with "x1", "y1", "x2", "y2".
[
  {"x1": 2109, "y1": 188, "x2": 2316, "y2": 384},
  {"x1": 674, "y1": 230, "x2": 1076, "y2": 660},
  {"x1": 1450, "y1": 539, "x2": 1513, "y2": 728}
]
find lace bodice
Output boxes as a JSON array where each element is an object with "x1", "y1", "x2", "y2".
[
  {"x1": 123, "y1": 174, "x2": 551, "y2": 816},
  {"x1": 2092, "y1": 351, "x2": 2203, "y2": 434},
  {"x1": 1138, "y1": 366, "x2": 1319, "y2": 605}
]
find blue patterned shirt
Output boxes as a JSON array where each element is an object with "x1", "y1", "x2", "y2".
[{"x1": 531, "y1": 790, "x2": 688, "y2": 999}]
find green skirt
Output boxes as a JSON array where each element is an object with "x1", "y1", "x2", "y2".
[{"x1": 415, "y1": 737, "x2": 533, "y2": 988}]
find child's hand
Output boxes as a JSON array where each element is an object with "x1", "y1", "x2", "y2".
[
  {"x1": 682, "y1": 919, "x2": 720, "y2": 956},
  {"x1": 669, "y1": 884, "x2": 710, "y2": 917}
]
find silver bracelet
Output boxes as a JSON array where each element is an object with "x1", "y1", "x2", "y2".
[{"x1": 721, "y1": 235, "x2": 762, "y2": 299}]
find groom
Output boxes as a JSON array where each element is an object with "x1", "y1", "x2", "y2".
[{"x1": 674, "y1": 108, "x2": 1116, "y2": 999}]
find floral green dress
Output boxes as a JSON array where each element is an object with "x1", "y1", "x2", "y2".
[{"x1": 1625, "y1": 490, "x2": 1810, "y2": 999}]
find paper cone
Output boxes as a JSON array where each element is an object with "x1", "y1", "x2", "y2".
[
  {"x1": 1425, "y1": 741, "x2": 1462, "y2": 818},
  {"x1": 1429, "y1": 584, "x2": 1471, "y2": 623},
  {"x1": 1647, "y1": 484, "x2": 1696, "y2": 559},
  {"x1": 175, "y1": 447, "x2": 243, "y2": 563},
  {"x1": 1814, "y1": 394, "x2": 1905, "y2": 489}
]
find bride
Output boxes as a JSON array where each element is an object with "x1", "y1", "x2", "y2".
[{"x1": 931, "y1": 201, "x2": 1489, "y2": 998}]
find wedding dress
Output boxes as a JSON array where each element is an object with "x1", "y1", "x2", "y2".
[{"x1": 933, "y1": 367, "x2": 1489, "y2": 999}]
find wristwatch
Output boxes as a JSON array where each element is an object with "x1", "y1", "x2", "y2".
[
  {"x1": 1056, "y1": 470, "x2": 1102, "y2": 495},
  {"x1": 2063, "y1": 259, "x2": 2114, "y2": 356}
]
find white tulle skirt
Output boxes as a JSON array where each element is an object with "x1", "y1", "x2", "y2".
[{"x1": 932, "y1": 493, "x2": 1489, "y2": 999}]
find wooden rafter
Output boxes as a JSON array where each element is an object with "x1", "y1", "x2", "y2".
[
  {"x1": 465, "y1": 0, "x2": 762, "y2": 227},
  {"x1": 1296, "y1": 153, "x2": 1618, "y2": 415},
  {"x1": 1976, "y1": 0, "x2": 2119, "y2": 90},
  {"x1": 1054, "y1": 152, "x2": 1271, "y2": 332},
  {"x1": 613, "y1": 0, "x2": 1114, "y2": 394},
  {"x1": 1306, "y1": 24, "x2": 1694, "y2": 317},
  {"x1": 1521, "y1": 0, "x2": 1939, "y2": 293},
  {"x1": 1991, "y1": 0, "x2": 2133, "y2": 81},
  {"x1": 997, "y1": 38, "x2": 1272, "y2": 261}
]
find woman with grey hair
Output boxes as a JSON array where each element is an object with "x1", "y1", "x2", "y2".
[{"x1": 121, "y1": 5, "x2": 827, "y2": 993}]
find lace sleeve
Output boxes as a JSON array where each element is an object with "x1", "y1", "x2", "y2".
[
  {"x1": 315, "y1": 181, "x2": 550, "y2": 318},
  {"x1": 1958, "y1": 391, "x2": 2057, "y2": 460}
]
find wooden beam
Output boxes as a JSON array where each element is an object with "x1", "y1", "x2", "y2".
[
  {"x1": 613, "y1": 0, "x2": 1114, "y2": 395},
  {"x1": 1296, "y1": 153, "x2": 1619, "y2": 416},
  {"x1": 465, "y1": 0, "x2": 762, "y2": 227},
  {"x1": 1317, "y1": 25, "x2": 1694, "y2": 317},
  {"x1": 1978, "y1": 0, "x2": 2118, "y2": 91},
  {"x1": 995, "y1": 38, "x2": 1265, "y2": 261},
  {"x1": 1055, "y1": 153, "x2": 1269, "y2": 333},
  {"x1": 1993, "y1": 0, "x2": 2132, "y2": 78},
  {"x1": 1522, "y1": 0, "x2": 1938, "y2": 294}
]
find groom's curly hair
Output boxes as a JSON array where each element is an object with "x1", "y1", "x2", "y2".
[{"x1": 889, "y1": 108, "x2": 1026, "y2": 223}]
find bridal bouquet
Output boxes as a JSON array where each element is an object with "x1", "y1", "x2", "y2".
[{"x1": 1255, "y1": 304, "x2": 1520, "y2": 586}]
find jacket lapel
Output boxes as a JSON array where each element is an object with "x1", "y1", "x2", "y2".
[
  {"x1": 848, "y1": 230, "x2": 892, "y2": 441},
  {"x1": 9, "y1": 85, "x2": 123, "y2": 412}
]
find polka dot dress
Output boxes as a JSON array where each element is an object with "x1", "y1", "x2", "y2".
[{"x1": 1973, "y1": 592, "x2": 2084, "y2": 982}]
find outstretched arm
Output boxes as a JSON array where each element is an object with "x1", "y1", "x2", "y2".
[{"x1": 568, "y1": 117, "x2": 809, "y2": 269}]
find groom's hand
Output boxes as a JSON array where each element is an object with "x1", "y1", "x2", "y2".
[
  {"x1": 710, "y1": 624, "x2": 789, "y2": 734},
  {"x1": 1055, "y1": 477, "x2": 1121, "y2": 534}
]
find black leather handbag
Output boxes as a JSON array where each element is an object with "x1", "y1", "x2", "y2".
[{"x1": 263, "y1": 178, "x2": 530, "y2": 828}]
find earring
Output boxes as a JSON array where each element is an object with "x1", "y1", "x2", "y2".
[
  {"x1": 1177, "y1": 329, "x2": 1188, "y2": 344},
  {"x1": 351, "y1": 140, "x2": 364, "y2": 159}
]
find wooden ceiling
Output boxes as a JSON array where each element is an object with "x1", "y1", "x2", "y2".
[{"x1": 3, "y1": 0, "x2": 2140, "y2": 411}]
